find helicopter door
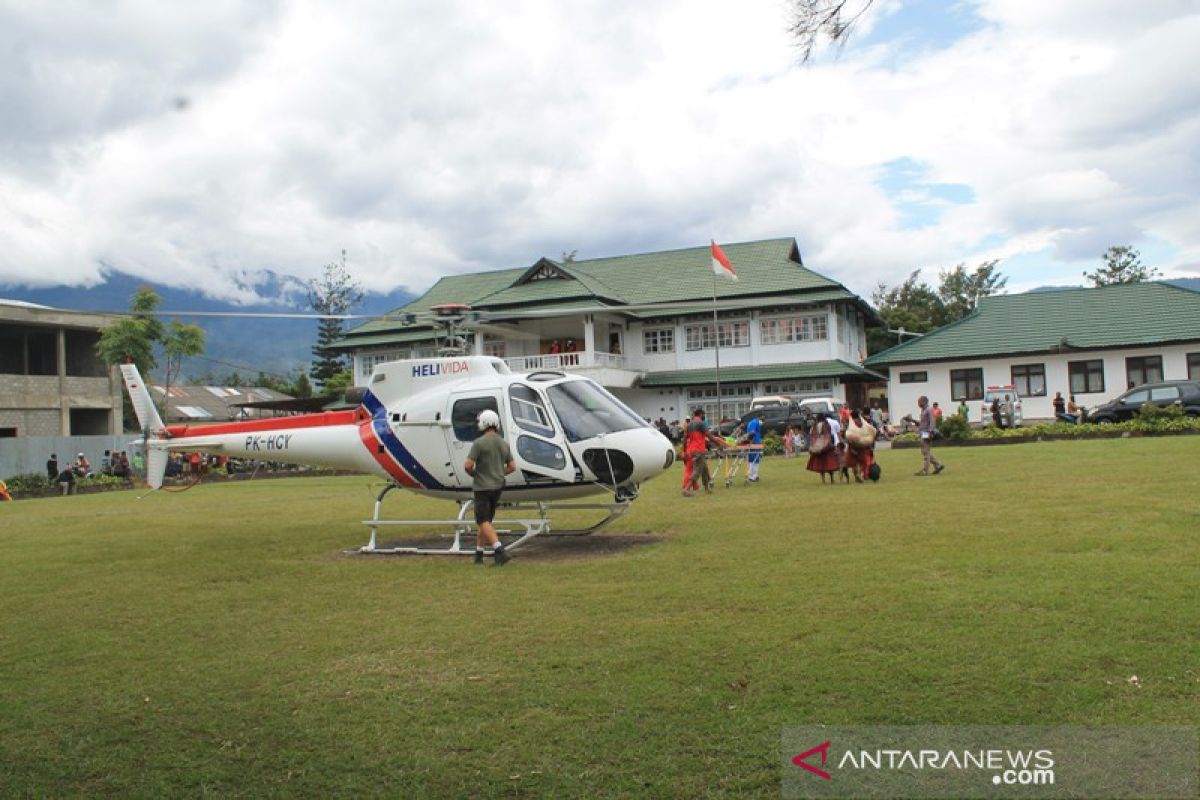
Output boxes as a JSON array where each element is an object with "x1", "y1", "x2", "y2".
[
  {"x1": 444, "y1": 394, "x2": 502, "y2": 486},
  {"x1": 505, "y1": 383, "x2": 576, "y2": 484}
]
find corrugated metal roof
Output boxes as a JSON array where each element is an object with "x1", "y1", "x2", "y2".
[{"x1": 865, "y1": 282, "x2": 1200, "y2": 367}]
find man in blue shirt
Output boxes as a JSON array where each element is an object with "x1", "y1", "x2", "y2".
[{"x1": 745, "y1": 409, "x2": 764, "y2": 482}]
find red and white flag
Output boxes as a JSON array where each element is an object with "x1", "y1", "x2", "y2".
[{"x1": 710, "y1": 240, "x2": 737, "y2": 282}]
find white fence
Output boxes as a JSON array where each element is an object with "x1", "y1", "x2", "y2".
[{"x1": 502, "y1": 350, "x2": 627, "y2": 372}]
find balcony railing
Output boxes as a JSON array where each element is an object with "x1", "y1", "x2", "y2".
[{"x1": 503, "y1": 350, "x2": 627, "y2": 372}]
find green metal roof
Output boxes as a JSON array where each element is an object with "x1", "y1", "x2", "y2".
[
  {"x1": 510, "y1": 238, "x2": 838, "y2": 306},
  {"x1": 335, "y1": 329, "x2": 440, "y2": 348},
  {"x1": 865, "y1": 282, "x2": 1200, "y2": 367},
  {"x1": 638, "y1": 359, "x2": 885, "y2": 388},
  {"x1": 338, "y1": 238, "x2": 876, "y2": 346},
  {"x1": 631, "y1": 288, "x2": 860, "y2": 319},
  {"x1": 343, "y1": 267, "x2": 525, "y2": 338}
]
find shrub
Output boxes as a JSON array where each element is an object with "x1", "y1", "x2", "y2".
[
  {"x1": 762, "y1": 432, "x2": 784, "y2": 456},
  {"x1": 936, "y1": 414, "x2": 971, "y2": 441},
  {"x1": 77, "y1": 474, "x2": 130, "y2": 489},
  {"x1": 1136, "y1": 402, "x2": 1184, "y2": 422},
  {"x1": 896, "y1": 414, "x2": 1200, "y2": 445},
  {"x1": 4, "y1": 473, "x2": 50, "y2": 495}
]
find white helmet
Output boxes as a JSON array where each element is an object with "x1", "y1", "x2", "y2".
[{"x1": 477, "y1": 409, "x2": 501, "y2": 431}]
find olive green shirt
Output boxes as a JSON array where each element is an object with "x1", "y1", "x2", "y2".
[{"x1": 466, "y1": 433, "x2": 513, "y2": 491}]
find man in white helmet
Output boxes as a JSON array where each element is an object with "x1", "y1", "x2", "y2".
[{"x1": 464, "y1": 408, "x2": 517, "y2": 565}]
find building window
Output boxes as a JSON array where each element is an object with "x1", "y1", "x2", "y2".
[
  {"x1": 898, "y1": 371, "x2": 928, "y2": 384},
  {"x1": 1189, "y1": 352, "x2": 1200, "y2": 381},
  {"x1": 1125, "y1": 355, "x2": 1162, "y2": 388},
  {"x1": 760, "y1": 315, "x2": 828, "y2": 344},
  {"x1": 950, "y1": 368, "x2": 984, "y2": 401},
  {"x1": 358, "y1": 350, "x2": 405, "y2": 380},
  {"x1": 761, "y1": 380, "x2": 831, "y2": 395},
  {"x1": 482, "y1": 335, "x2": 506, "y2": 358},
  {"x1": 684, "y1": 321, "x2": 749, "y2": 351},
  {"x1": 1068, "y1": 360, "x2": 1105, "y2": 394},
  {"x1": 643, "y1": 328, "x2": 674, "y2": 354},
  {"x1": 1011, "y1": 363, "x2": 1047, "y2": 397},
  {"x1": 686, "y1": 384, "x2": 752, "y2": 420}
]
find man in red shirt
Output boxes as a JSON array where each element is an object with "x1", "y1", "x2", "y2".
[{"x1": 681, "y1": 409, "x2": 724, "y2": 496}]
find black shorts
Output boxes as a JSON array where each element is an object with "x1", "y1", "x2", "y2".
[{"x1": 473, "y1": 490, "x2": 503, "y2": 525}]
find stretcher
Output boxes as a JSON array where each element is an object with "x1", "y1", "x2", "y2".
[{"x1": 712, "y1": 446, "x2": 758, "y2": 487}]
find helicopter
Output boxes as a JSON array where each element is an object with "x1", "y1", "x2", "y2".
[{"x1": 120, "y1": 303, "x2": 677, "y2": 555}]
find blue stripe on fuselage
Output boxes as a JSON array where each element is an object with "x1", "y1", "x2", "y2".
[{"x1": 362, "y1": 390, "x2": 446, "y2": 490}]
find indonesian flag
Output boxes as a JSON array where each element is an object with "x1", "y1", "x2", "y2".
[{"x1": 711, "y1": 240, "x2": 737, "y2": 282}]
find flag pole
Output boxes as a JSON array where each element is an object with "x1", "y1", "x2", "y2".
[{"x1": 712, "y1": 270, "x2": 723, "y2": 429}]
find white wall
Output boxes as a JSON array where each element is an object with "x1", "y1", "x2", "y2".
[
  {"x1": 881, "y1": 342, "x2": 1200, "y2": 421},
  {"x1": 614, "y1": 387, "x2": 685, "y2": 422},
  {"x1": 625, "y1": 303, "x2": 851, "y2": 374}
]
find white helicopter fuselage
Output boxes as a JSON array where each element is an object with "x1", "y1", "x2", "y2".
[{"x1": 128, "y1": 357, "x2": 675, "y2": 501}]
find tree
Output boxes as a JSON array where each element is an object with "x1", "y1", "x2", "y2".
[
  {"x1": 96, "y1": 287, "x2": 166, "y2": 377},
  {"x1": 868, "y1": 260, "x2": 1008, "y2": 354},
  {"x1": 308, "y1": 250, "x2": 364, "y2": 390},
  {"x1": 868, "y1": 270, "x2": 946, "y2": 354},
  {"x1": 320, "y1": 369, "x2": 353, "y2": 399},
  {"x1": 160, "y1": 321, "x2": 206, "y2": 420},
  {"x1": 1084, "y1": 245, "x2": 1160, "y2": 287},
  {"x1": 290, "y1": 372, "x2": 313, "y2": 399},
  {"x1": 789, "y1": 0, "x2": 875, "y2": 62},
  {"x1": 937, "y1": 260, "x2": 1007, "y2": 321},
  {"x1": 253, "y1": 370, "x2": 312, "y2": 399}
]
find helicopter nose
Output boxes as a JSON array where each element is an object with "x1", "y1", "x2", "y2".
[{"x1": 581, "y1": 428, "x2": 674, "y2": 485}]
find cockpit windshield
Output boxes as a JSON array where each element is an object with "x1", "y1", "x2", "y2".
[{"x1": 545, "y1": 379, "x2": 648, "y2": 442}]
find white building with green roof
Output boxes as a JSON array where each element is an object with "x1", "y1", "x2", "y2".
[
  {"x1": 864, "y1": 282, "x2": 1200, "y2": 421},
  {"x1": 334, "y1": 238, "x2": 884, "y2": 422}
]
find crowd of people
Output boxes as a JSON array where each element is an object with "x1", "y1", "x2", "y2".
[
  {"x1": 665, "y1": 393, "x2": 959, "y2": 493},
  {"x1": 45, "y1": 450, "x2": 137, "y2": 495}
]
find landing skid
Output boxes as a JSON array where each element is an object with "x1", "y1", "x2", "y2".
[{"x1": 359, "y1": 484, "x2": 632, "y2": 555}]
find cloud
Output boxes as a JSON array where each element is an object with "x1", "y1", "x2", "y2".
[{"x1": 0, "y1": 0, "x2": 1198, "y2": 303}]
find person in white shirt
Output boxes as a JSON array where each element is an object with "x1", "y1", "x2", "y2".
[{"x1": 827, "y1": 414, "x2": 842, "y2": 446}]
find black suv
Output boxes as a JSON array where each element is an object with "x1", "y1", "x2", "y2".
[
  {"x1": 719, "y1": 404, "x2": 812, "y2": 438},
  {"x1": 1087, "y1": 380, "x2": 1200, "y2": 423}
]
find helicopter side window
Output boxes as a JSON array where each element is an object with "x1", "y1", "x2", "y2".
[
  {"x1": 508, "y1": 384, "x2": 555, "y2": 438},
  {"x1": 451, "y1": 397, "x2": 499, "y2": 442},
  {"x1": 516, "y1": 436, "x2": 567, "y2": 470},
  {"x1": 546, "y1": 379, "x2": 647, "y2": 443}
]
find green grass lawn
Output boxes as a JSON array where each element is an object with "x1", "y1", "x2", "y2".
[{"x1": 2, "y1": 438, "x2": 1197, "y2": 798}]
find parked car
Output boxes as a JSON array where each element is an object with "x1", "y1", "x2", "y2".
[
  {"x1": 749, "y1": 395, "x2": 791, "y2": 410},
  {"x1": 796, "y1": 397, "x2": 845, "y2": 419},
  {"x1": 719, "y1": 396, "x2": 845, "y2": 440},
  {"x1": 979, "y1": 385, "x2": 1023, "y2": 428},
  {"x1": 1087, "y1": 380, "x2": 1200, "y2": 423}
]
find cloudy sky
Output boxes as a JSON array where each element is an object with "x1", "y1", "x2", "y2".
[{"x1": 2, "y1": 0, "x2": 1198, "y2": 304}]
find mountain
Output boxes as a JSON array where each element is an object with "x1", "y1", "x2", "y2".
[{"x1": 0, "y1": 270, "x2": 412, "y2": 381}]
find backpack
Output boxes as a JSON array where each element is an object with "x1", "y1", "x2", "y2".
[{"x1": 868, "y1": 462, "x2": 881, "y2": 482}]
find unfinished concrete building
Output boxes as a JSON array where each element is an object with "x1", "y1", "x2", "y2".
[{"x1": 0, "y1": 300, "x2": 123, "y2": 437}]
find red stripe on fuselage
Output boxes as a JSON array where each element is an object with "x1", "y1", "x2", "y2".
[
  {"x1": 165, "y1": 410, "x2": 363, "y2": 439},
  {"x1": 358, "y1": 421, "x2": 422, "y2": 488}
]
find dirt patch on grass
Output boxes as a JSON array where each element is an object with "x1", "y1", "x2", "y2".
[{"x1": 342, "y1": 533, "x2": 668, "y2": 561}]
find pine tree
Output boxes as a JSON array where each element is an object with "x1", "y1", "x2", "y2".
[
  {"x1": 1084, "y1": 246, "x2": 1160, "y2": 287},
  {"x1": 308, "y1": 250, "x2": 364, "y2": 389}
]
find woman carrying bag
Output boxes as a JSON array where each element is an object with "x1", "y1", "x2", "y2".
[{"x1": 805, "y1": 412, "x2": 839, "y2": 484}]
